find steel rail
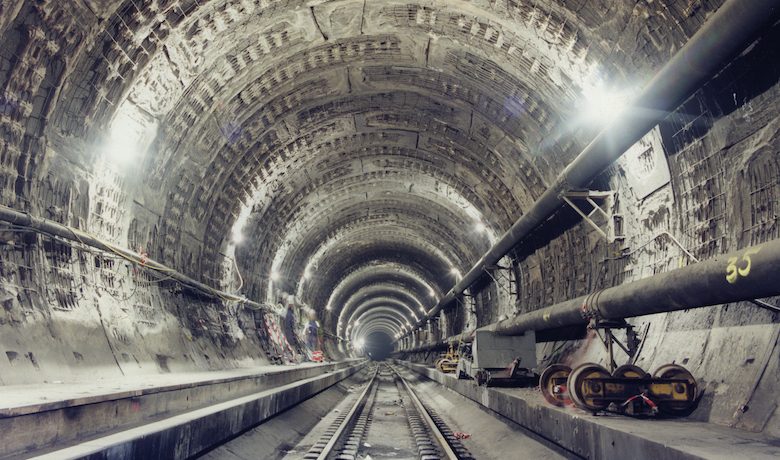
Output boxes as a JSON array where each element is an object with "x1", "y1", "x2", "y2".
[
  {"x1": 401, "y1": 0, "x2": 780, "y2": 339},
  {"x1": 388, "y1": 364, "x2": 460, "y2": 460},
  {"x1": 315, "y1": 365, "x2": 379, "y2": 459}
]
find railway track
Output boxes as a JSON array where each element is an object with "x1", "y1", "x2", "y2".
[{"x1": 301, "y1": 363, "x2": 474, "y2": 460}]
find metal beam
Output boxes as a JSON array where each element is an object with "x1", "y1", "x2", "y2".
[{"x1": 404, "y1": 0, "x2": 780, "y2": 338}]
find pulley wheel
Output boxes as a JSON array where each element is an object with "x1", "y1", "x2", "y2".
[
  {"x1": 653, "y1": 364, "x2": 698, "y2": 414},
  {"x1": 612, "y1": 364, "x2": 647, "y2": 379},
  {"x1": 437, "y1": 358, "x2": 453, "y2": 372},
  {"x1": 567, "y1": 363, "x2": 611, "y2": 412},
  {"x1": 539, "y1": 364, "x2": 572, "y2": 406},
  {"x1": 612, "y1": 364, "x2": 647, "y2": 414}
]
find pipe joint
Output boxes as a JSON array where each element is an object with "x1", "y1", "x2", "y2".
[{"x1": 580, "y1": 289, "x2": 605, "y2": 321}]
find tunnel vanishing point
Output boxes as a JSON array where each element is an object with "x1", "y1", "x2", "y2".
[{"x1": 1, "y1": 0, "x2": 780, "y2": 459}]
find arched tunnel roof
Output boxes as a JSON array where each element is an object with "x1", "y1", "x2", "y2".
[{"x1": 11, "y1": 0, "x2": 724, "y2": 347}]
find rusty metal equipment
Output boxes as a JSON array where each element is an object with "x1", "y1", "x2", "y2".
[
  {"x1": 540, "y1": 362, "x2": 698, "y2": 416},
  {"x1": 434, "y1": 342, "x2": 459, "y2": 373},
  {"x1": 540, "y1": 319, "x2": 698, "y2": 416}
]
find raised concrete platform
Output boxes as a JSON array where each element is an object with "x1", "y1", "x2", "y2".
[
  {"x1": 395, "y1": 360, "x2": 780, "y2": 460},
  {"x1": 1, "y1": 360, "x2": 363, "y2": 458}
]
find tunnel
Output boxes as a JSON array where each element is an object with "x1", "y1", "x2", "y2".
[
  {"x1": 360, "y1": 332, "x2": 394, "y2": 361},
  {"x1": 0, "y1": 0, "x2": 779, "y2": 458}
]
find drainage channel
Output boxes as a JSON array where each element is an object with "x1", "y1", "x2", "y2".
[{"x1": 293, "y1": 363, "x2": 473, "y2": 460}]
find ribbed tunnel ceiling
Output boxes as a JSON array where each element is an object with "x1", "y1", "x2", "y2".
[{"x1": 3, "y1": 0, "x2": 725, "y2": 345}]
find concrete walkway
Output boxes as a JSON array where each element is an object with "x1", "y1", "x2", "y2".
[{"x1": 396, "y1": 360, "x2": 780, "y2": 460}]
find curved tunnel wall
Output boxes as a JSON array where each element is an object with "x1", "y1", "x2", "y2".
[{"x1": 0, "y1": 0, "x2": 778, "y2": 435}]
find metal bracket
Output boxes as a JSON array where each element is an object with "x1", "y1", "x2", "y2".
[
  {"x1": 561, "y1": 190, "x2": 624, "y2": 242},
  {"x1": 483, "y1": 263, "x2": 516, "y2": 297},
  {"x1": 590, "y1": 319, "x2": 641, "y2": 372}
]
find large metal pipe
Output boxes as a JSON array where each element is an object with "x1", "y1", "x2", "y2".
[
  {"x1": 484, "y1": 239, "x2": 780, "y2": 335},
  {"x1": 398, "y1": 238, "x2": 780, "y2": 351},
  {"x1": 404, "y1": 0, "x2": 780, "y2": 337}
]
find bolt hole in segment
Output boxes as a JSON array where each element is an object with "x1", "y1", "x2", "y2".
[{"x1": 294, "y1": 363, "x2": 473, "y2": 459}]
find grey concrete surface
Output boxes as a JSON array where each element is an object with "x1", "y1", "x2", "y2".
[
  {"x1": 0, "y1": 0, "x2": 779, "y2": 456},
  {"x1": 395, "y1": 365, "x2": 570, "y2": 459},
  {"x1": 25, "y1": 363, "x2": 365, "y2": 460},
  {"x1": 397, "y1": 360, "x2": 780, "y2": 460},
  {"x1": 207, "y1": 366, "x2": 375, "y2": 460},
  {"x1": 1, "y1": 361, "x2": 362, "y2": 458}
]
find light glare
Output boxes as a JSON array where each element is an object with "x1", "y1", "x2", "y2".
[
  {"x1": 581, "y1": 81, "x2": 629, "y2": 124},
  {"x1": 103, "y1": 105, "x2": 156, "y2": 167}
]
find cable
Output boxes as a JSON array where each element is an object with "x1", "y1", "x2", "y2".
[
  {"x1": 0, "y1": 219, "x2": 244, "y2": 305},
  {"x1": 602, "y1": 231, "x2": 698, "y2": 262}
]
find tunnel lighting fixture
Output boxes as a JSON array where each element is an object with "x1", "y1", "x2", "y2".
[
  {"x1": 354, "y1": 338, "x2": 365, "y2": 350},
  {"x1": 103, "y1": 105, "x2": 155, "y2": 167},
  {"x1": 581, "y1": 80, "x2": 630, "y2": 124},
  {"x1": 474, "y1": 221, "x2": 486, "y2": 233},
  {"x1": 428, "y1": 288, "x2": 435, "y2": 297},
  {"x1": 270, "y1": 271, "x2": 280, "y2": 281},
  {"x1": 450, "y1": 267, "x2": 462, "y2": 279}
]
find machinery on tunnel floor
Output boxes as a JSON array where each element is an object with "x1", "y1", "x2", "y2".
[
  {"x1": 434, "y1": 342, "x2": 459, "y2": 373},
  {"x1": 456, "y1": 330, "x2": 538, "y2": 387},
  {"x1": 539, "y1": 319, "x2": 699, "y2": 416}
]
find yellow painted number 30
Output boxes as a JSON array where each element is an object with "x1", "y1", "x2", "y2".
[{"x1": 725, "y1": 246, "x2": 762, "y2": 284}]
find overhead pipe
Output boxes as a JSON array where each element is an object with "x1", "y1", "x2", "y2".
[
  {"x1": 402, "y1": 0, "x2": 780, "y2": 339},
  {"x1": 0, "y1": 205, "x2": 358, "y2": 340}
]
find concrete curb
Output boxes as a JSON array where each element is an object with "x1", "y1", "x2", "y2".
[{"x1": 2, "y1": 362, "x2": 363, "y2": 459}]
